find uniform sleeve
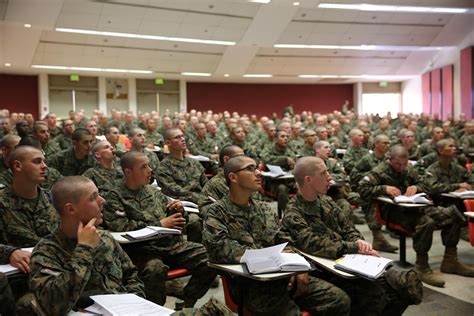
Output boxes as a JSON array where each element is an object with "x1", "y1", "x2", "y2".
[
  {"x1": 260, "y1": 149, "x2": 290, "y2": 169},
  {"x1": 424, "y1": 166, "x2": 460, "y2": 194},
  {"x1": 281, "y1": 206, "x2": 359, "y2": 259},
  {"x1": 29, "y1": 242, "x2": 94, "y2": 316},
  {"x1": 358, "y1": 169, "x2": 387, "y2": 198},
  {"x1": 102, "y1": 190, "x2": 148, "y2": 232},
  {"x1": 202, "y1": 204, "x2": 251, "y2": 263}
]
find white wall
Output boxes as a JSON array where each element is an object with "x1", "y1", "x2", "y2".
[{"x1": 401, "y1": 76, "x2": 422, "y2": 114}]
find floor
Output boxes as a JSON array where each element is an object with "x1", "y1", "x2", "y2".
[{"x1": 164, "y1": 203, "x2": 474, "y2": 315}]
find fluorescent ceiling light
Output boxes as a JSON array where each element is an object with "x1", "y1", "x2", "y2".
[
  {"x1": 56, "y1": 28, "x2": 236, "y2": 46},
  {"x1": 181, "y1": 72, "x2": 211, "y2": 76},
  {"x1": 4, "y1": 63, "x2": 11, "y2": 67},
  {"x1": 243, "y1": 74, "x2": 273, "y2": 78},
  {"x1": 318, "y1": 3, "x2": 468, "y2": 14},
  {"x1": 31, "y1": 65, "x2": 152, "y2": 74},
  {"x1": 274, "y1": 44, "x2": 448, "y2": 51},
  {"x1": 249, "y1": 0, "x2": 271, "y2": 3},
  {"x1": 299, "y1": 74, "x2": 415, "y2": 79},
  {"x1": 24, "y1": 24, "x2": 31, "y2": 28}
]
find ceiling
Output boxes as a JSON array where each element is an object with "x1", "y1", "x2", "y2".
[{"x1": 0, "y1": 0, "x2": 473, "y2": 84}]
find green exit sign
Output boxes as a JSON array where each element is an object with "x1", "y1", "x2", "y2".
[
  {"x1": 70, "y1": 74, "x2": 80, "y2": 81},
  {"x1": 155, "y1": 78, "x2": 164, "y2": 85},
  {"x1": 379, "y1": 81, "x2": 388, "y2": 87}
]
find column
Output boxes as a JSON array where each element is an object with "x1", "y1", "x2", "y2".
[
  {"x1": 128, "y1": 77, "x2": 137, "y2": 114},
  {"x1": 98, "y1": 76, "x2": 107, "y2": 114},
  {"x1": 179, "y1": 79, "x2": 187, "y2": 113},
  {"x1": 38, "y1": 73, "x2": 49, "y2": 118}
]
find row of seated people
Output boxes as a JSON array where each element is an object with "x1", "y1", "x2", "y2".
[
  {"x1": 0, "y1": 108, "x2": 472, "y2": 314},
  {"x1": 0, "y1": 143, "x2": 424, "y2": 315}
]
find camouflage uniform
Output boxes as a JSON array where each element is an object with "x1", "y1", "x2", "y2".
[
  {"x1": 53, "y1": 133, "x2": 73, "y2": 151},
  {"x1": 300, "y1": 145, "x2": 315, "y2": 157},
  {"x1": 359, "y1": 161, "x2": 465, "y2": 257},
  {"x1": 145, "y1": 130, "x2": 164, "y2": 147},
  {"x1": 342, "y1": 146, "x2": 369, "y2": 174},
  {"x1": 417, "y1": 141, "x2": 436, "y2": 159},
  {"x1": 260, "y1": 144, "x2": 296, "y2": 170},
  {"x1": 188, "y1": 137, "x2": 216, "y2": 159},
  {"x1": 157, "y1": 156, "x2": 208, "y2": 204},
  {"x1": 48, "y1": 126, "x2": 61, "y2": 139},
  {"x1": 47, "y1": 148, "x2": 96, "y2": 176},
  {"x1": 280, "y1": 194, "x2": 413, "y2": 315},
  {"x1": 425, "y1": 161, "x2": 474, "y2": 196},
  {"x1": 0, "y1": 187, "x2": 59, "y2": 247},
  {"x1": 0, "y1": 167, "x2": 62, "y2": 191},
  {"x1": 461, "y1": 134, "x2": 474, "y2": 156},
  {"x1": 29, "y1": 229, "x2": 145, "y2": 316},
  {"x1": 102, "y1": 180, "x2": 216, "y2": 305},
  {"x1": 42, "y1": 141, "x2": 61, "y2": 160},
  {"x1": 82, "y1": 165, "x2": 124, "y2": 192},
  {"x1": 0, "y1": 271, "x2": 15, "y2": 316},
  {"x1": 203, "y1": 195, "x2": 351, "y2": 316}
]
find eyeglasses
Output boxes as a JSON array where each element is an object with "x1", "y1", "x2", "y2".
[
  {"x1": 172, "y1": 134, "x2": 185, "y2": 140},
  {"x1": 233, "y1": 164, "x2": 258, "y2": 174}
]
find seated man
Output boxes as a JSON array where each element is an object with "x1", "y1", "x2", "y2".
[
  {"x1": 203, "y1": 155, "x2": 351, "y2": 316},
  {"x1": 29, "y1": 176, "x2": 145, "y2": 316},
  {"x1": 342, "y1": 128, "x2": 369, "y2": 174},
  {"x1": 47, "y1": 128, "x2": 95, "y2": 176},
  {"x1": 53, "y1": 119, "x2": 75, "y2": 151},
  {"x1": 157, "y1": 128, "x2": 208, "y2": 204},
  {"x1": 128, "y1": 128, "x2": 160, "y2": 182},
  {"x1": 280, "y1": 157, "x2": 422, "y2": 315},
  {"x1": 103, "y1": 151, "x2": 217, "y2": 307},
  {"x1": 260, "y1": 130, "x2": 298, "y2": 217},
  {"x1": 359, "y1": 145, "x2": 474, "y2": 287},
  {"x1": 83, "y1": 140, "x2": 123, "y2": 192}
]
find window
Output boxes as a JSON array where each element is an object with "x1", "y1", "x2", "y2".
[{"x1": 361, "y1": 93, "x2": 401, "y2": 115}]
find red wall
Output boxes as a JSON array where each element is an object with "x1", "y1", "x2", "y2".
[
  {"x1": 421, "y1": 64, "x2": 454, "y2": 119},
  {"x1": 461, "y1": 47, "x2": 473, "y2": 119},
  {"x1": 431, "y1": 69, "x2": 441, "y2": 116},
  {"x1": 0, "y1": 74, "x2": 39, "y2": 119},
  {"x1": 422, "y1": 72, "x2": 431, "y2": 114},
  {"x1": 187, "y1": 82, "x2": 353, "y2": 117},
  {"x1": 442, "y1": 65, "x2": 453, "y2": 120}
]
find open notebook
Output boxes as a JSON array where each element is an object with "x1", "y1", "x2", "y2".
[
  {"x1": 84, "y1": 293, "x2": 174, "y2": 316},
  {"x1": 123, "y1": 226, "x2": 181, "y2": 240},
  {"x1": 334, "y1": 254, "x2": 393, "y2": 280},
  {"x1": 240, "y1": 243, "x2": 311, "y2": 274},
  {"x1": 393, "y1": 193, "x2": 431, "y2": 204}
]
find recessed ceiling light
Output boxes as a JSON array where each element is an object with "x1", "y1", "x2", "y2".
[
  {"x1": 181, "y1": 72, "x2": 212, "y2": 76},
  {"x1": 274, "y1": 44, "x2": 451, "y2": 51},
  {"x1": 4, "y1": 63, "x2": 11, "y2": 67},
  {"x1": 293, "y1": 2, "x2": 300, "y2": 6},
  {"x1": 318, "y1": 3, "x2": 468, "y2": 14},
  {"x1": 243, "y1": 74, "x2": 273, "y2": 78},
  {"x1": 55, "y1": 28, "x2": 236, "y2": 46},
  {"x1": 24, "y1": 24, "x2": 31, "y2": 28},
  {"x1": 248, "y1": 0, "x2": 271, "y2": 3},
  {"x1": 224, "y1": 74, "x2": 230, "y2": 77},
  {"x1": 31, "y1": 65, "x2": 153, "y2": 74}
]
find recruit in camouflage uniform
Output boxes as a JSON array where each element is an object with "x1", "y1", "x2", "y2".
[
  {"x1": 29, "y1": 229, "x2": 146, "y2": 316},
  {"x1": 0, "y1": 167, "x2": 62, "y2": 191},
  {"x1": 102, "y1": 178, "x2": 217, "y2": 306},
  {"x1": 47, "y1": 148, "x2": 96, "y2": 176},
  {"x1": 342, "y1": 145, "x2": 369, "y2": 174},
  {"x1": 53, "y1": 133, "x2": 73, "y2": 151},
  {"x1": 280, "y1": 193, "x2": 419, "y2": 315},
  {"x1": 42, "y1": 140, "x2": 61, "y2": 159},
  {"x1": 0, "y1": 187, "x2": 59, "y2": 247},
  {"x1": 157, "y1": 155, "x2": 208, "y2": 204},
  {"x1": 0, "y1": 244, "x2": 17, "y2": 316},
  {"x1": 425, "y1": 161, "x2": 474, "y2": 197},
  {"x1": 359, "y1": 154, "x2": 472, "y2": 287},
  {"x1": 145, "y1": 130, "x2": 164, "y2": 148},
  {"x1": 82, "y1": 165, "x2": 124, "y2": 192},
  {"x1": 203, "y1": 194, "x2": 351, "y2": 316}
]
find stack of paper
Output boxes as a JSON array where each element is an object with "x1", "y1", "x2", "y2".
[
  {"x1": 86, "y1": 293, "x2": 174, "y2": 316},
  {"x1": 450, "y1": 191, "x2": 474, "y2": 198},
  {"x1": 188, "y1": 155, "x2": 210, "y2": 162},
  {"x1": 240, "y1": 243, "x2": 311, "y2": 274},
  {"x1": 334, "y1": 254, "x2": 393, "y2": 279},
  {"x1": 125, "y1": 226, "x2": 181, "y2": 240},
  {"x1": 167, "y1": 197, "x2": 200, "y2": 214},
  {"x1": 394, "y1": 193, "x2": 431, "y2": 204},
  {"x1": 262, "y1": 165, "x2": 293, "y2": 178}
]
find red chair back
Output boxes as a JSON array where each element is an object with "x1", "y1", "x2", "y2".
[{"x1": 463, "y1": 200, "x2": 474, "y2": 246}]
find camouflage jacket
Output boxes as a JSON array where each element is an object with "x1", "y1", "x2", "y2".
[
  {"x1": 145, "y1": 130, "x2": 164, "y2": 148},
  {"x1": 102, "y1": 180, "x2": 180, "y2": 248},
  {"x1": 43, "y1": 141, "x2": 61, "y2": 160},
  {"x1": 203, "y1": 195, "x2": 280, "y2": 263},
  {"x1": 425, "y1": 161, "x2": 473, "y2": 195},
  {"x1": 53, "y1": 133, "x2": 73, "y2": 151},
  {"x1": 0, "y1": 243, "x2": 18, "y2": 264},
  {"x1": 48, "y1": 126, "x2": 61, "y2": 139},
  {"x1": 0, "y1": 187, "x2": 59, "y2": 247},
  {"x1": 260, "y1": 144, "x2": 297, "y2": 170},
  {"x1": 418, "y1": 141, "x2": 436, "y2": 159},
  {"x1": 280, "y1": 194, "x2": 362, "y2": 259},
  {"x1": 82, "y1": 165, "x2": 124, "y2": 192},
  {"x1": 157, "y1": 155, "x2": 207, "y2": 203},
  {"x1": 29, "y1": 229, "x2": 145, "y2": 316},
  {"x1": 0, "y1": 167, "x2": 62, "y2": 191},
  {"x1": 188, "y1": 137, "x2": 217, "y2": 159},
  {"x1": 47, "y1": 148, "x2": 96, "y2": 176},
  {"x1": 358, "y1": 161, "x2": 426, "y2": 199},
  {"x1": 350, "y1": 153, "x2": 386, "y2": 188},
  {"x1": 299, "y1": 145, "x2": 315, "y2": 158},
  {"x1": 461, "y1": 134, "x2": 474, "y2": 156},
  {"x1": 342, "y1": 146, "x2": 369, "y2": 173}
]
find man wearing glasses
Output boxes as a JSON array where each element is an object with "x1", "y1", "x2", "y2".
[{"x1": 203, "y1": 155, "x2": 350, "y2": 315}]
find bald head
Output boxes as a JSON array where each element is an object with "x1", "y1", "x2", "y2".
[
  {"x1": 8, "y1": 146, "x2": 42, "y2": 169},
  {"x1": 51, "y1": 176, "x2": 94, "y2": 214}
]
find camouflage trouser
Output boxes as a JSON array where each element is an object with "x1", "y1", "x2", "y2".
[
  {"x1": 381, "y1": 204, "x2": 465, "y2": 255},
  {"x1": 186, "y1": 213, "x2": 203, "y2": 243},
  {"x1": 316, "y1": 270, "x2": 411, "y2": 316},
  {"x1": 361, "y1": 202, "x2": 382, "y2": 231},
  {"x1": 171, "y1": 297, "x2": 233, "y2": 316},
  {"x1": 229, "y1": 275, "x2": 350, "y2": 316},
  {"x1": 0, "y1": 273, "x2": 15, "y2": 316},
  {"x1": 334, "y1": 198, "x2": 355, "y2": 222}
]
